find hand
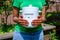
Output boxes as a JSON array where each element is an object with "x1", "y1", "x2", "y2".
[
  {"x1": 19, "y1": 15, "x2": 29, "y2": 27},
  {"x1": 32, "y1": 16, "x2": 42, "y2": 27},
  {"x1": 41, "y1": 16, "x2": 46, "y2": 22}
]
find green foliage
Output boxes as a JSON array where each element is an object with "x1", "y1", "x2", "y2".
[
  {"x1": 0, "y1": 0, "x2": 13, "y2": 14},
  {"x1": 46, "y1": 13, "x2": 52, "y2": 18},
  {"x1": 3, "y1": 0, "x2": 13, "y2": 10},
  {"x1": 0, "y1": 28, "x2": 3, "y2": 34},
  {"x1": 45, "y1": 12, "x2": 60, "y2": 26},
  {"x1": 7, "y1": 24, "x2": 14, "y2": 32},
  {"x1": 0, "y1": 0, "x2": 14, "y2": 34},
  {"x1": 49, "y1": 30, "x2": 57, "y2": 40},
  {"x1": 0, "y1": 7, "x2": 4, "y2": 14},
  {"x1": 45, "y1": 12, "x2": 60, "y2": 40},
  {"x1": 0, "y1": 24, "x2": 15, "y2": 34}
]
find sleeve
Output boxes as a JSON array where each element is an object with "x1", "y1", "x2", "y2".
[
  {"x1": 13, "y1": 0, "x2": 20, "y2": 9},
  {"x1": 41, "y1": 0, "x2": 46, "y2": 6}
]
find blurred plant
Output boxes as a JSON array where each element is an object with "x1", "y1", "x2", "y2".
[
  {"x1": 45, "y1": 11, "x2": 60, "y2": 26},
  {"x1": 46, "y1": 0, "x2": 55, "y2": 10},
  {"x1": 49, "y1": 30, "x2": 58, "y2": 40},
  {"x1": 0, "y1": 7, "x2": 4, "y2": 14},
  {"x1": 0, "y1": 24, "x2": 14, "y2": 34},
  {"x1": 0, "y1": 0, "x2": 13, "y2": 32}
]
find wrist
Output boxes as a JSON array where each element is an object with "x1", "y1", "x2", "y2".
[
  {"x1": 41, "y1": 16, "x2": 46, "y2": 22},
  {"x1": 13, "y1": 17, "x2": 19, "y2": 23}
]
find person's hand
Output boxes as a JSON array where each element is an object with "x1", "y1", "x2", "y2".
[
  {"x1": 19, "y1": 15, "x2": 29, "y2": 27},
  {"x1": 32, "y1": 16, "x2": 42, "y2": 27},
  {"x1": 41, "y1": 16, "x2": 46, "y2": 22}
]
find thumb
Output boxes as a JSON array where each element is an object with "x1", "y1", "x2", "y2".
[
  {"x1": 38, "y1": 15, "x2": 41, "y2": 19},
  {"x1": 19, "y1": 15, "x2": 23, "y2": 18}
]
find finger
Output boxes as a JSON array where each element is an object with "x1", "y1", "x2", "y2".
[
  {"x1": 32, "y1": 19, "x2": 41, "y2": 22},
  {"x1": 34, "y1": 25, "x2": 38, "y2": 27},
  {"x1": 32, "y1": 22, "x2": 38, "y2": 25},
  {"x1": 19, "y1": 17, "x2": 23, "y2": 20},
  {"x1": 33, "y1": 24, "x2": 38, "y2": 26},
  {"x1": 32, "y1": 22, "x2": 41, "y2": 25},
  {"x1": 19, "y1": 20, "x2": 26, "y2": 22},
  {"x1": 23, "y1": 23, "x2": 28, "y2": 26},
  {"x1": 20, "y1": 21, "x2": 28, "y2": 24},
  {"x1": 19, "y1": 15, "x2": 23, "y2": 18},
  {"x1": 20, "y1": 22, "x2": 28, "y2": 26},
  {"x1": 23, "y1": 24, "x2": 26, "y2": 27},
  {"x1": 32, "y1": 20, "x2": 42, "y2": 23},
  {"x1": 32, "y1": 22, "x2": 39, "y2": 25},
  {"x1": 19, "y1": 20, "x2": 29, "y2": 25},
  {"x1": 19, "y1": 21, "x2": 26, "y2": 23},
  {"x1": 38, "y1": 15, "x2": 41, "y2": 19}
]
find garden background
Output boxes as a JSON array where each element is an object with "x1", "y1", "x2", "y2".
[{"x1": 0, "y1": 0, "x2": 60, "y2": 40}]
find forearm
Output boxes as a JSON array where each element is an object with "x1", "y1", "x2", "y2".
[
  {"x1": 41, "y1": 6, "x2": 46, "y2": 21},
  {"x1": 42, "y1": 6, "x2": 46, "y2": 17},
  {"x1": 13, "y1": 7, "x2": 19, "y2": 23}
]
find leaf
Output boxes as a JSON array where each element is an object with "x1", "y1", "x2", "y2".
[{"x1": 47, "y1": 13, "x2": 52, "y2": 18}]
